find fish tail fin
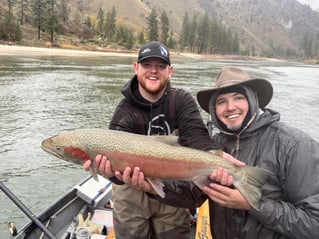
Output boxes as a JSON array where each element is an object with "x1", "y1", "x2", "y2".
[{"x1": 233, "y1": 166, "x2": 271, "y2": 211}]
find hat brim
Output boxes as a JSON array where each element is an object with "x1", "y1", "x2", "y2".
[
  {"x1": 197, "y1": 78, "x2": 273, "y2": 113},
  {"x1": 138, "y1": 55, "x2": 170, "y2": 65}
]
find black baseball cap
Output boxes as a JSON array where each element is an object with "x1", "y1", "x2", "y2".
[{"x1": 137, "y1": 41, "x2": 171, "y2": 65}]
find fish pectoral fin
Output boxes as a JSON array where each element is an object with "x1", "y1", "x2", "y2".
[
  {"x1": 146, "y1": 178, "x2": 165, "y2": 198},
  {"x1": 191, "y1": 174, "x2": 212, "y2": 190},
  {"x1": 89, "y1": 161, "x2": 99, "y2": 182}
]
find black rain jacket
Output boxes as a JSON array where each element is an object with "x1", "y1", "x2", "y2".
[{"x1": 109, "y1": 75, "x2": 214, "y2": 184}]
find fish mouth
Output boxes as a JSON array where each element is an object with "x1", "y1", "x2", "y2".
[{"x1": 41, "y1": 140, "x2": 64, "y2": 159}]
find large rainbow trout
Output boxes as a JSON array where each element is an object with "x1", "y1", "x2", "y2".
[{"x1": 41, "y1": 128, "x2": 271, "y2": 210}]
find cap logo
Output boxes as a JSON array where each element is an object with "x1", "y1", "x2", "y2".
[
  {"x1": 159, "y1": 46, "x2": 168, "y2": 57},
  {"x1": 140, "y1": 48, "x2": 151, "y2": 55}
]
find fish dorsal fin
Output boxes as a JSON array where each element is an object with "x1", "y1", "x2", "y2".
[
  {"x1": 209, "y1": 149, "x2": 224, "y2": 157},
  {"x1": 171, "y1": 129, "x2": 179, "y2": 136},
  {"x1": 152, "y1": 135, "x2": 180, "y2": 146}
]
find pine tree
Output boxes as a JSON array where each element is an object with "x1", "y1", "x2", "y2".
[
  {"x1": 179, "y1": 12, "x2": 190, "y2": 50},
  {"x1": 59, "y1": 0, "x2": 68, "y2": 24},
  {"x1": 19, "y1": 0, "x2": 29, "y2": 25},
  {"x1": 197, "y1": 14, "x2": 209, "y2": 54},
  {"x1": 97, "y1": 7, "x2": 104, "y2": 38},
  {"x1": 302, "y1": 33, "x2": 313, "y2": 57},
  {"x1": 147, "y1": 9, "x2": 158, "y2": 41},
  {"x1": 1, "y1": 0, "x2": 21, "y2": 41},
  {"x1": 46, "y1": 0, "x2": 59, "y2": 44},
  {"x1": 160, "y1": 10, "x2": 169, "y2": 45},
  {"x1": 232, "y1": 31, "x2": 240, "y2": 53},
  {"x1": 31, "y1": 0, "x2": 47, "y2": 40},
  {"x1": 167, "y1": 30, "x2": 175, "y2": 48},
  {"x1": 138, "y1": 30, "x2": 145, "y2": 44},
  {"x1": 189, "y1": 15, "x2": 197, "y2": 52},
  {"x1": 105, "y1": 6, "x2": 116, "y2": 42}
]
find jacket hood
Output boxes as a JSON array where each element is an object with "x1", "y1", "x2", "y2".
[
  {"x1": 211, "y1": 85, "x2": 279, "y2": 156},
  {"x1": 211, "y1": 85, "x2": 261, "y2": 135}
]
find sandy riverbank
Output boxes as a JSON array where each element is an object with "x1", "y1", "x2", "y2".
[
  {"x1": 0, "y1": 43, "x2": 280, "y2": 62},
  {"x1": 0, "y1": 44, "x2": 139, "y2": 57},
  {"x1": 0, "y1": 43, "x2": 232, "y2": 59}
]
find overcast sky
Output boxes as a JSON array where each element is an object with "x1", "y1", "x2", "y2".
[{"x1": 296, "y1": 0, "x2": 319, "y2": 10}]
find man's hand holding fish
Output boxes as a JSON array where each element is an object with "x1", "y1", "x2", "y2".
[
  {"x1": 84, "y1": 154, "x2": 156, "y2": 194},
  {"x1": 83, "y1": 152, "x2": 249, "y2": 209}
]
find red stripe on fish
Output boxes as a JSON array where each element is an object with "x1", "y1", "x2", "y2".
[{"x1": 64, "y1": 147, "x2": 90, "y2": 162}]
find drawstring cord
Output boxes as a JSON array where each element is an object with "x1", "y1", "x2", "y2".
[
  {"x1": 224, "y1": 111, "x2": 257, "y2": 158},
  {"x1": 231, "y1": 135, "x2": 240, "y2": 158}
]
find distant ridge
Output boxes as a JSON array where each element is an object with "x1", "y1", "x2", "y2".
[{"x1": 75, "y1": 0, "x2": 319, "y2": 54}]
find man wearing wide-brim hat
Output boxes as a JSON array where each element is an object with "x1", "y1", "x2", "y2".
[
  {"x1": 197, "y1": 66, "x2": 273, "y2": 113},
  {"x1": 148, "y1": 66, "x2": 319, "y2": 238},
  {"x1": 197, "y1": 66, "x2": 274, "y2": 152}
]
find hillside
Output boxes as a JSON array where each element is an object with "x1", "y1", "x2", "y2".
[
  {"x1": 64, "y1": 0, "x2": 204, "y2": 39},
  {"x1": 1, "y1": 0, "x2": 319, "y2": 58},
  {"x1": 69, "y1": 0, "x2": 319, "y2": 55},
  {"x1": 211, "y1": 0, "x2": 319, "y2": 53}
]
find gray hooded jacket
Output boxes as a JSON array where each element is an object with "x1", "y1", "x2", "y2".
[{"x1": 156, "y1": 86, "x2": 319, "y2": 238}]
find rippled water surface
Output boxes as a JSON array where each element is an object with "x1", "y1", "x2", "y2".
[{"x1": 0, "y1": 54, "x2": 318, "y2": 237}]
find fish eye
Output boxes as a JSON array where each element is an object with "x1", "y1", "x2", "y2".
[{"x1": 55, "y1": 146, "x2": 62, "y2": 151}]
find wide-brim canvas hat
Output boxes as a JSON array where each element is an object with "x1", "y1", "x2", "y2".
[{"x1": 197, "y1": 66, "x2": 273, "y2": 113}]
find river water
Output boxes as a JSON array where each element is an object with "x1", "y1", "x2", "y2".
[{"x1": 0, "y1": 53, "x2": 318, "y2": 237}]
